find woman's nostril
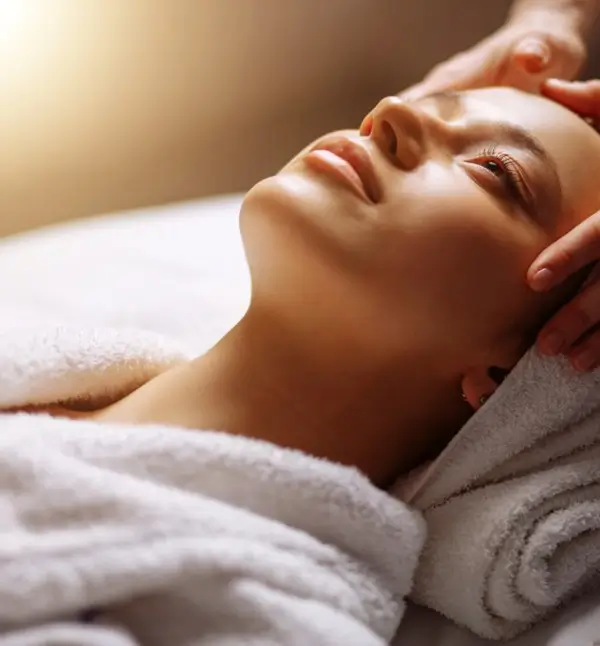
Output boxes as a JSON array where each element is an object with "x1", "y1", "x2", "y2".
[{"x1": 382, "y1": 121, "x2": 397, "y2": 156}]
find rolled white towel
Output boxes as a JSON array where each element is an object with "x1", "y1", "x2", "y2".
[{"x1": 394, "y1": 349, "x2": 600, "y2": 640}]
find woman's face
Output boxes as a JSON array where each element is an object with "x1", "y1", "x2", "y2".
[{"x1": 241, "y1": 88, "x2": 600, "y2": 369}]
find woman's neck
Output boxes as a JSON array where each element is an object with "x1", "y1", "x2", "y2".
[{"x1": 94, "y1": 305, "x2": 469, "y2": 487}]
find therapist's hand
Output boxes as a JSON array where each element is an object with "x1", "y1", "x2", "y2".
[
  {"x1": 400, "y1": 15, "x2": 585, "y2": 101},
  {"x1": 528, "y1": 79, "x2": 600, "y2": 371}
]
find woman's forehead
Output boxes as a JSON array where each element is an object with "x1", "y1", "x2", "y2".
[
  {"x1": 462, "y1": 88, "x2": 589, "y2": 143},
  {"x1": 463, "y1": 88, "x2": 597, "y2": 153}
]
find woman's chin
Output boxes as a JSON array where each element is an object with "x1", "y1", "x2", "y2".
[
  {"x1": 240, "y1": 172, "x2": 367, "y2": 287},
  {"x1": 242, "y1": 169, "x2": 369, "y2": 236}
]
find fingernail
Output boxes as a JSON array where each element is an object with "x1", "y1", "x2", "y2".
[
  {"x1": 530, "y1": 267, "x2": 555, "y2": 292},
  {"x1": 539, "y1": 331, "x2": 565, "y2": 355},
  {"x1": 519, "y1": 39, "x2": 550, "y2": 70},
  {"x1": 572, "y1": 349, "x2": 596, "y2": 372},
  {"x1": 545, "y1": 78, "x2": 570, "y2": 87}
]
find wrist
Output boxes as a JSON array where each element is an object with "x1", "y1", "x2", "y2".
[{"x1": 509, "y1": 0, "x2": 599, "y2": 38}]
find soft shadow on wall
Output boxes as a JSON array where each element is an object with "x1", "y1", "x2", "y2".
[{"x1": 2, "y1": 0, "x2": 599, "y2": 237}]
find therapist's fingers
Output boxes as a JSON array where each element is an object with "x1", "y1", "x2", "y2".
[
  {"x1": 401, "y1": 65, "x2": 491, "y2": 101},
  {"x1": 568, "y1": 326, "x2": 600, "y2": 371},
  {"x1": 399, "y1": 48, "x2": 491, "y2": 101},
  {"x1": 536, "y1": 277, "x2": 600, "y2": 364},
  {"x1": 542, "y1": 79, "x2": 600, "y2": 119},
  {"x1": 528, "y1": 211, "x2": 600, "y2": 292}
]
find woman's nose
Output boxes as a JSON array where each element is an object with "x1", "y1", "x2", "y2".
[{"x1": 366, "y1": 96, "x2": 425, "y2": 171}]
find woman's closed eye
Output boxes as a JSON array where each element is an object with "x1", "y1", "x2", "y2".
[{"x1": 465, "y1": 146, "x2": 534, "y2": 214}]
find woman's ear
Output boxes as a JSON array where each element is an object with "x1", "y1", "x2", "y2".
[{"x1": 460, "y1": 365, "x2": 509, "y2": 411}]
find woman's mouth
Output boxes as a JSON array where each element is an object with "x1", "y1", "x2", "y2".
[{"x1": 305, "y1": 137, "x2": 381, "y2": 203}]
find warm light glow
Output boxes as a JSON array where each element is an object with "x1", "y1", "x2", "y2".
[
  {"x1": 1, "y1": 0, "x2": 79, "y2": 146},
  {"x1": 0, "y1": 0, "x2": 55, "y2": 85},
  {"x1": 0, "y1": 0, "x2": 32, "y2": 38},
  {"x1": 0, "y1": 0, "x2": 42, "y2": 57}
]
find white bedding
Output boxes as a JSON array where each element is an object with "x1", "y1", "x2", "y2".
[{"x1": 2, "y1": 195, "x2": 600, "y2": 645}]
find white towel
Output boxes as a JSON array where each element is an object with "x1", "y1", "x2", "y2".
[
  {"x1": 0, "y1": 325, "x2": 426, "y2": 646},
  {"x1": 393, "y1": 345, "x2": 600, "y2": 640}
]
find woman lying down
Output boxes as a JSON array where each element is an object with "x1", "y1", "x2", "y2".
[{"x1": 3, "y1": 87, "x2": 600, "y2": 646}]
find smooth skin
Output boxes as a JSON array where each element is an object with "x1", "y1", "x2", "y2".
[{"x1": 84, "y1": 89, "x2": 600, "y2": 488}]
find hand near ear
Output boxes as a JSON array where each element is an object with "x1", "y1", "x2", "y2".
[{"x1": 528, "y1": 79, "x2": 600, "y2": 372}]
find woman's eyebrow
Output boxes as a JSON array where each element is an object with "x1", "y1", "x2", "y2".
[
  {"x1": 492, "y1": 122, "x2": 563, "y2": 220},
  {"x1": 425, "y1": 92, "x2": 558, "y2": 175},
  {"x1": 423, "y1": 92, "x2": 563, "y2": 218},
  {"x1": 494, "y1": 123, "x2": 555, "y2": 169},
  {"x1": 466, "y1": 120, "x2": 559, "y2": 181}
]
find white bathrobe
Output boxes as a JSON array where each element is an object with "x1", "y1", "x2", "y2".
[{"x1": 0, "y1": 325, "x2": 426, "y2": 646}]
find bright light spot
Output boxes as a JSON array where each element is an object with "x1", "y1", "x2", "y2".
[
  {"x1": 0, "y1": 0, "x2": 59, "y2": 88},
  {"x1": 0, "y1": 0, "x2": 39, "y2": 48}
]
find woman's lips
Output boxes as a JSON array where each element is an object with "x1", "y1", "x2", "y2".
[{"x1": 305, "y1": 137, "x2": 381, "y2": 203}]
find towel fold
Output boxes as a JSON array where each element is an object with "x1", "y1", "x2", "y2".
[
  {"x1": 0, "y1": 325, "x2": 425, "y2": 646},
  {"x1": 395, "y1": 347, "x2": 600, "y2": 641}
]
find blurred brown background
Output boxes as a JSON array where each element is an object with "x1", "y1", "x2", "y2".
[{"x1": 2, "y1": 0, "x2": 600, "y2": 238}]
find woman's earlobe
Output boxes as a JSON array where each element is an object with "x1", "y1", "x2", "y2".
[{"x1": 460, "y1": 367, "x2": 502, "y2": 411}]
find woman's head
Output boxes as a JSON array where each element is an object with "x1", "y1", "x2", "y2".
[{"x1": 240, "y1": 88, "x2": 600, "y2": 387}]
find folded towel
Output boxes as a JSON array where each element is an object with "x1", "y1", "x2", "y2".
[
  {"x1": 0, "y1": 325, "x2": 426, "y2": 646},
  {"x1": 393, "y1": 346, "x2": 600, "y2": 640}
]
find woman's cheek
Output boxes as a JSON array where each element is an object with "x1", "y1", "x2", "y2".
[{"x1": 425, "y1": 198, "x2": 524, "y2": 298}]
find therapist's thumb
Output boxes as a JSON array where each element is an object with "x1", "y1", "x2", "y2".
[{"x1": 528, "y1": 212, "x2": 600, "y2": 292}]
